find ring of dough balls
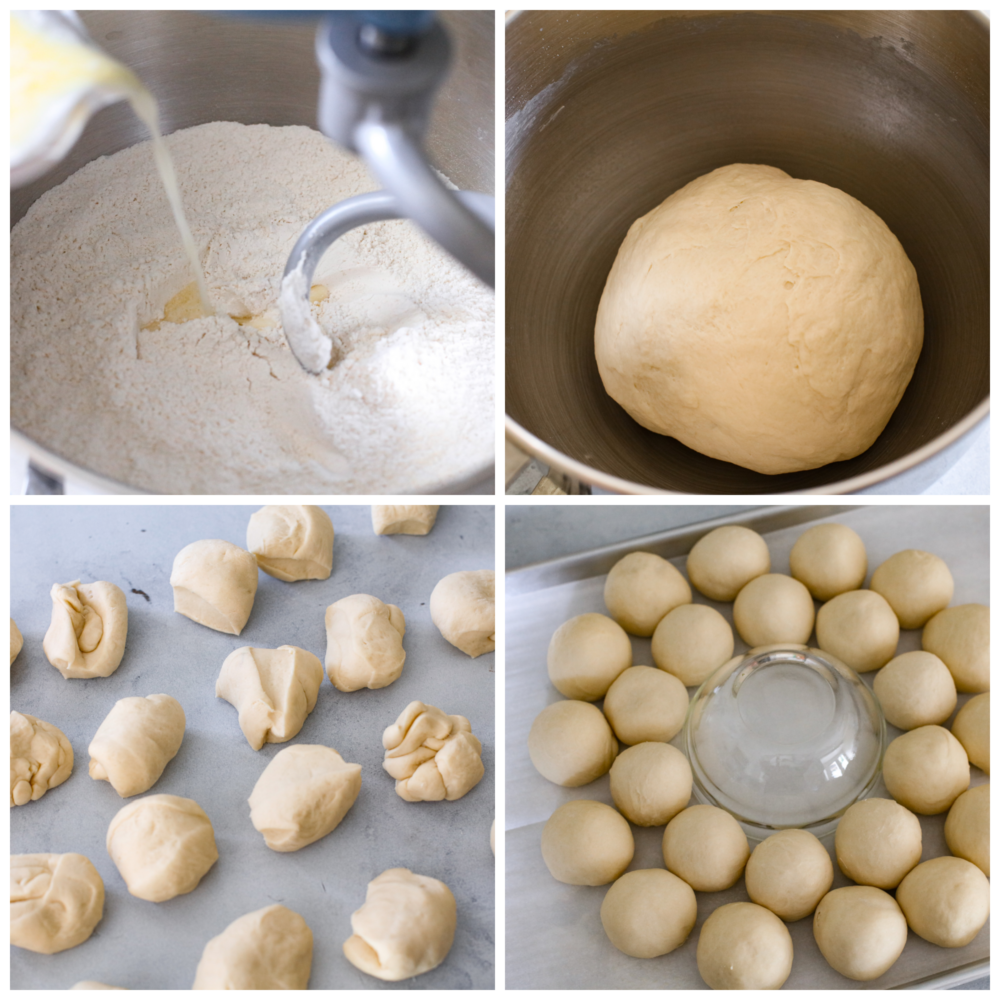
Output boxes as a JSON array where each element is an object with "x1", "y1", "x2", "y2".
[
  {"x1": 944, "y1": 784, "x2": 988, "y2": 876},
  {"x1": 43, "y1": 580, "x2": 128, "y2": 679},
  {"x1": 10, "y1": 618, "x2": 23, "y2": 666},
  {"x1": 744, "y1": 828, "x2": 833, "y2": 922},
  {"x1": 541, "y1": 800, "x2": 634, "y2": 886},
  {"x1": 246, "y1": 505, "x2": 334, "y2": 581},
  {"x1": 429, "y1": 570, "x2": 495, "y2": 658},
  {"x1": 921, "y1": 603, "x2": 989, "y2": 693},
  {"x1": 602, "y1": 666, "x2": 688, "y2": 745},
  {"x1": 547, "y1": 613, "x2": 632, "y2": 701},
  {"x1": 882, "y1": 725, "x2": 970, "y2": 815},
  {"x1": 872, "y1": 651, "x2": 956, "y2": 730},
  {"x1": 733, "y1": 574, "x2": 815, "y2": 647},
  {"x1": 696, "y1": 901, "x2": 793, "y2": 990},
  {"x1": 951, "y1": 693, "x2": 989, "y2": 774},
  {"x1": 325, "y1": 594, "x2": 406, "y2": 691},
  {"x1": 651, "y1": 604, "x2": 734, "y2": 687},
  {"x1": 815, "y1": 589, "x2": 898, "y2": 673},
  {"x1": 371, "y1": 504, "x2": 439, "y2": 535},
  {"x1": 869, "y1": 549, "x2": 954, "y2": 629},
  {"x1": 609, "y1": 742, "x2": 692, "y2": 827},
  {"x1": 686, "y1": 525, "x2": 770, "y2": 602},
  {"x1": 10, "y1": 711, "x2": 73, "y2": 806},
  {"x1": 600, "y1": 869, "x2": 697, "y2": 958},
  {"x1": 789, "y1": 523, "x2": 868, "y2": 601},
  {"x1": 603, "y1": 551, "x2": 691, "y2": 637},
  {"x1": 170, "y1": 540, "x2": 258, "y2": 635},
  {"x1": 528, "y1": 699, "x2": 617, "y2": 787},
  {"x1": 661, "y1": 803, "x2": 750, "y2": 892},
  {"x1": 834, "y1": 797, "x2": 922, "y2": 889},
  {"x1": 895, "y1": 856, "x2": 990, "y2": 948}
]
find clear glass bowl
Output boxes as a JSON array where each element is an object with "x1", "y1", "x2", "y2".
[{"x1": 683, "y1": 645, "x2": 886, "y2": 839}]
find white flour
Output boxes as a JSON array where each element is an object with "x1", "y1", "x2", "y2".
[{"x1": 11, "y1": 122, "x2": 494, "y2": 493}]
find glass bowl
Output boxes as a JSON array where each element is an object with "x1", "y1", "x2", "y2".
[{"x1": 683, "y1": 645, "x2": 886, "y2": 839}]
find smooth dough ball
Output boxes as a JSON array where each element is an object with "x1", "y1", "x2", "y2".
[
  {"x1": 170, "y1": 540, "x2": 258, "y2": 635},
  {"x1": 815, "y1": 589, "x2": 898, "y2": 673},
  {"x1": 661, "y1": 803, "x2": 750, "y2": 892},
  {"x1": 546, "y1": 613, "x2": 632, "y2": 701},
  {"x1": 343, "y1": 868, "x2": 455, "y2": 981},
  {"x1": 193, "y1": 905, "x2": 313, "y2": 989},
  {"x1": 106, "y1": 794, "x2": 218, "y2": 902},
  {"x1": 686, "y1": 525, "x2": 770, "y2": 601},
  {"x1": 246, "y1": 505, "x2": 333, "y2": 582},
  {"x1": 745, "y1": 829, "x2": 833, "y2": 922},
  {"x1": 696, "y1": 901, "x2": 793, "y2": 990},
  {"x1": 733, "y1": 574, "x2": 815, "y2": 647},
  {"x1": 882, "y1": 725, "x2": 969, "y2": 815},
  {"x1": 789, "y1": 523, "x2": 868, "y2": 601},
  {"x1": 651, "y1": 605, "x2": 734, "y2": 687},
  {"x1": 872, "y1": 651, "x2": 956, "y2": 730},
  {"x1": 10, "y1": 711, "x2": 73, "y2": 806},
  {"x1": 371, "y1": 504, "x2": 439, "y2": 535},
  {"x1": 896, "y1": 856, "x2": 990, "y2": 948},
  {"x1": 834, "y1": 797, "x2": 922, "y2": 889},
  {"x1": 11, "y1": 853, "x2": 104, "y2": 954},
  {"x1": 541, "y1": 800, "x2": 634, "y2": 886},
  {"x1": 600, "y1": 869, "x2": 697, "y2": 958},
  {"x1": 43, "y1": 580, "x2": 128, "y2": 679},
  {"x1": 595, "y1": 163, "x2": 922, "y2": 475},
  {"x1": 10, "y1": 618, "x2": 23, "y2": 666},
  {"x1": 603, "y1": 665, "x2": 689, "y2": 744},
  {"x1": 603, "y1": 551, "x2": 691, "y2": 636},
  {"x1": 922, "y1": 604, "x2": 989, "y2": 693},
  {"x1": 325, "y1": 594, "x2": 406, "y2": 691},
  {"x1": 951, "y1": 693, "x2": 989, "y2": 774},
  {"x1": 430, "y1": 570, "x2": 495, "y2": 657},
  {"x1": 813, "y1": 886, "x2": 907, "y2": 981},
  {"x1": 609, "y1": 742, "x2": 692, "y2": 827},
  {"x1": 528, "y1": 699, "x2": 617, "y2": 787},
  {"x1": 944, "y1": 784, "x2": 988, "y2": 876},
  {"x1": 870, "y1": 549, "x2": 953, "y2": 629}
]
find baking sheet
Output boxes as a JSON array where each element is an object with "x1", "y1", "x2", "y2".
[
  {"x1": 505, "y1": 505, "x2": 988, "y2": 990},
  {"x1": 11, "y1": 504, "x2": 495, "y2": 990}
]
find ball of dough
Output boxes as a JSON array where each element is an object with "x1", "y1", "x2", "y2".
[
  {"x1": 951, "y1": 693, "x2": 989, "y2": 774},
  {"x1": 944, "y1": 784, "x2": 988, "y2": 876},
  {"x1": 686, "y1": 525, "x2": 770, "y2": 601},
  {"x1": 371, "y1": 504, "x2": 439, "y2": 535},
  {"x1": 594, "y1": 163, "x2": 923, "y2": 475},
  {"x1": 870, "y1": 549, "x2": 954, "y2": 629},
  {"x1": 106, "y1": 794, "x2": 218, "y2": 902},
  {"x1": 343, "y1": 868, "x2": 455, "y2": 981},
  {"x1": 661, "y1": 803, "x2": 750, "y2": 892},
  {"x1": 602, "y1": 665, "x2": 689, "y2": 744},
  {"x1": 10, "y1": 618, "x2": 23, "y2": 666},
  {"x1": 43, "y1": 579, "x2": 128, "y2": 678},
  {"x1": 896, "y1": 856, "x2": 990, "y2": 948},
  {"x1": 872, "y1": 651, "x2": 956, "y2": 730},
  {"x1": 745, "y1": 829, "x2": 833, "y2": 922},
  {"x1": 733, "y1": 574, "x2": 815, "y2": 647},
  {"x1": 528, "y1": 699, "x2": 617, "y2": 787},
  {"x1": 600, "y1": 869, "x2": 697, "y2": 958},
  {"x1": 246, "y1": 505, "x2": 333, "y2": 581},
  {"x1": 603, "y1": 551, "x2": 691, "y2": 636},
  {"x1": 651, "y1": 604, "x2": 734, "y2": 687},
  {"x1": 882, "y1": 725, "x2": 969, "y2": 815},
  {"x1": 170, "y1": 540, "x2": 258, "y2": 635},
  {"x1": 546, "y1": 613, "x2": 632, "y2": 701},
  {"x1": 696, "y1": 901, "x2": 793, "y2": 990},
  {"x1": 813, "y1": 886, "x2": 907, "y2": 981},
  {"x1": 922, "y1": 603, "x2": 989, "y2": 693},
  {"x1": 541, "y1": 800, "x2": 634, "y2": 886},
  {"x1": 325, "y1": 594, "x2": 406, "y2": 691},
  {"x1": 789, "y1": 523, "x2": 868, "y2": 601},
  {"x1": 10, "y1": 711, "x2": 73, "y2": 806},
  {"x1": 815, "y1": 589, "x2": 898, "y2": 673},
  {"x1": 609, "y1": 742, "x2": 692, "y2": 827},
  {"x1": 429, "y1": 569, "x2": 495, "y2": 658},
  {"x1": 193, "y1": 905, "x2": 313, "y2": 989},
  {"x1": 834, "y1": 797, "x2": 922, "y2": 889}
]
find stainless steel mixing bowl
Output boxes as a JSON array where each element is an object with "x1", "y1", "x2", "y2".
[
  {"x1": 506, "y1": 11, "x2": 989, "y2": 494},
  {"x1": 12, "y1": 10, "x2": 494, "y2": 495}
]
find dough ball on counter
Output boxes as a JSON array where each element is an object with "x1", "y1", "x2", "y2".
[
  {"x1": 430, "y1": 570, "x2": 495, "y2": 658},
  {"x1": 895, "y1": 856, "x2": 990, "y2": 948},
  {"x1": 246, "y1": 505, "x2": 333, "y2": 582},
  {"x1": 609, "y1": 742, "x2": 692, "y2": 827},
  {"x1": 661, "y1": 803, "x2": 750, "y2": 892},
  {"x1": 43, "y1": 580, "x2": 128, "y2": 679},
  {"x1": 603, "y1": 666, "x2": 689, "y2": 744},
  {"x1": 371, "y1": 504, "x2": 440, "y2": 535},
  {"x1": 812, "y1": 885, "x2": 907, "y2": 981},
  {"x1": 651, "y1": 604, "x2": 734, "y2": 687},
  {"x1": 696, "y1": 901, "x2": 793, "y2": 990},
  {"x1": 882, "y1": 725, "x2": 969, "y2": 815},
  {"x1": 10, "y1": 711, "x2": 73, "y2": 807},
  {"x1": 325, "y1": 594, "x2": 406, "y2": 691},
  {"x1": 686, "y1": 525, "x2": 770, "y2": 602},
  {"x1": 869, "y1": 549, "x2": 953, "y2": 629},
  {"x1": 815, "y1": 589, "x2": 898, "y2": 673},
  {"x1": 745, "y1": 828, "x2": 833, "y2": 922},
  {"x1": 951, "y1": 693, "x2": 989, "y2": 773},
  {"x1": 528, "y1": 699, "x2": 617, "y2": 787},
  {"x1": 872, "y1": 651, "x2": 956, "y2": 730},
  {"x1": 603, "y1": 551, "x2": 691, "y2": 636},
  {"x1": 541, "y1": 800, "x2": 634, "y2": 886},
  {"x1": 547, "y1": 613, "x2": 632, "y2": 701},
  {"x1": 921, "y1": 603, "x2": 989, "y2": 693},
  {"x1": 600, "y1": 869, "x2": 697, "y2": 958},
  {"x1": 944, "y1": 784, "x2": 989, "y2": 876},
  {"x1": 733, "y1": 573, "x2": 815, "y2": 647},
  {"x1": 10, "y1": 618, "x2": 23, "y2": 666},
  {"x1": 170, "y1": 540, "x2": 258, "y2": 635},
  {"x1": 834, "y1": 797, "x2": 922, "y2": 889},
  {"x1": 789, "y1": 523, "x2": 868, "y2": 601}
]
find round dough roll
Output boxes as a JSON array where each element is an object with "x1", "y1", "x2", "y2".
[
  {"x1": 745, "y1": 828, "x2": 833, "y2": 922},
  {"x1": 733, "y1": 573, "x2": 815, "y2": 647},
  {"x1": 528, "y1": 699, "x2": 618, "y2": 787},
  {"x1": 429, "y1": 570, "x2": 495, "y2": 658},
  {"x1": 546, "y1": 613, "x2": 632, "y2": 701},
  {"x1": 921, "y1": 603, "x2": 989, "y2": 693},
  {"x1": 603, "y1": 551, "x2": 691, "y2": 637},
  {"x1": 10, "y1": 710, "x2": 73, "y2": 806},
  {"x1": 696, "y1": 901, "x2": 793, "y2": 990},
  {"x1": 246, "y1": 505, "x2": 333, "y2": 582},
  {"x1": 170, "y1": 540, "x2": 257, "y2": 636},
  {"x1": 789, "y1": 523, "x2": 868, "y2": 601},
  {"x1": 43, "y1": 579, "x2": 128, "y2": 679},
  {"x1": 815, "y1": 589, "x2": 899, "y2": 673},
  {"x1": 541, "y1": 800, "x2": 634, "y2": 886},
  {"x1": 813, "y1": 885, "x2": 908, "y2": 981},
  {"x1": 602, "y1": 665, "x2": 689, "y2": 744},
  {"x1": 609, "y1": 742, "x2": 692, "y2": 827},
  {"x1": 834, "y1": 797, "x2": 922, "y2": 889},
  {"x1": 872, "y1": 650, "x2": 956, "y2": 730},
  {"x1": 651, "y1": 604, "x2": 734, "y2": 687},
  {"x1": 882, "y1": 725, "x2": 969, "y2": 815},
  {"x1": 686, "y1": 525, "x2": 770, "y2": 602},
  {"x1": 869, "y1": 549, "x2": 953, "y2": 630},
  {"x1": 371, "y1": 504, "x2": 439, "y2": 535},
  {"x1": 661, "y1": 803, "x2": 750, "y2": 892},
  {"x1": 951, "y1": 693, "x2": 989, "y2": 774},
  {"x1": 895, "y1": 856, "x2": 990, "y2": 948},
  {"x1": 325, "y1": 594, "x2": 406, "y2": 691},
  {"x1": 600, "y1": 869, "x2": 697, "y2": 958},
  {"x1": 944, "y1": 784, "x2": 988, "y2": 876}
]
